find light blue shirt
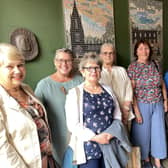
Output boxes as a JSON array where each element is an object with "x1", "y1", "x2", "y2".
[
  {"x1": 35, "y1": 75, "x2": 83, "y2": 166},
  {"x1": 164, "y1": 71, "x2": 168, "y2": 95}
]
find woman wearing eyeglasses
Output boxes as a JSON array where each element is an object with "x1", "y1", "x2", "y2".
[
  {"x1": 65, "y1": 53, "x2": 131, "y2": 168},
  {"x1": 35, "y1": 48, "x2": 83, "y2": 168},
  {"x1": 99, "y1": 43, "x2": 134, "y2": 128}
]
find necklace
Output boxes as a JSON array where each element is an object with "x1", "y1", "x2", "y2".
[
  {"x1": 60, "y1": 86, "x2": 67, "y2": 95},
  {"x1": 84, "y1": 83, "x2": 102, "y2": 94}
]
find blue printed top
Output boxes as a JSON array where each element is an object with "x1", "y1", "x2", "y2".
[{"x1": 83, "y1": 87, "x2": 115, "y2": 160}]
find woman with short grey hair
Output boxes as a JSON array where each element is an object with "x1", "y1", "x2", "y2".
[{"x1": 65, "y1": 52, "x2": 130, "y2": 168}]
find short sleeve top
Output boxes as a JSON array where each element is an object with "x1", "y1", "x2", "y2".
[{"x1": 127, "y1": 61, "x2": 162, "y2": 103}]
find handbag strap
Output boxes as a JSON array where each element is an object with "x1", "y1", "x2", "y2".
[
  {"x1": 75, "y1": 87, "x2": 81, "y2": 123},
  {"x1": 152, "y1": 60, "x2": 159, "y2": 72}
]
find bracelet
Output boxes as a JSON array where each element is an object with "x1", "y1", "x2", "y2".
[
  {"x1": 135, "y1": 113, "x2": 141, "y2": 117},
  {"x1": 164, "y1": 99, "x2": 167, "y2": 101}
]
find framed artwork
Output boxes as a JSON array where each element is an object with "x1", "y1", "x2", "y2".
[
  {"x1": 62, "y1": 0, "x2": 115, "y2": 58},
  {"x1": 129, "y1": 0, "x2": 163, "y2": 62}
]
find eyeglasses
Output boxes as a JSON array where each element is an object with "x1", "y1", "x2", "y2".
[
  {"x1": 83, "y1": 66, "x2": 101, "y2": 72},
  {"x1": 56, "y1": 59, "x2": 72, "y2": 64},
  {"x1": 101, "y1": 52, "x2": 114, "y2": 56}
]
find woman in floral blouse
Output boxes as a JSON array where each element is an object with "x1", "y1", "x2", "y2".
[{"x1": 127, "y1": 40, "x2": 167, "y2": 168}]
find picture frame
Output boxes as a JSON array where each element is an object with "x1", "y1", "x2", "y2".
[{"x1": 62, "y1": 0, "x2": 115, "y2": 58}]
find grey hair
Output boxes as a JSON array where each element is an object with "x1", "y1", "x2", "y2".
[
  {"x1": 100, "y1": 43, "x2": 115, "y2": 53},
  {"x1": 0, "y1": 43, "x2": 24, "y2": 65},
  {"x1": 79, "y1": 52, "x2": 102, "y2": 71},
  {"x1": 54, "y1": 48, "x2": 74, "y2": 61},
  {"x1": 100, "y1": 43, "x2": 116, "y2": 64}
]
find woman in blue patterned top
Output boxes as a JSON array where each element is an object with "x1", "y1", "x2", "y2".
[{"x1": 65, "y1": 53, "x2": 129, "y2": 168}]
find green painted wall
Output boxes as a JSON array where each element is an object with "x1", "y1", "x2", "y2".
[
  {"x1": 0, "y1": 0, "x2": 167, "y2": 89},
  {"x1": 0, "y1": 0, "x2": 65, "y2": 89}
]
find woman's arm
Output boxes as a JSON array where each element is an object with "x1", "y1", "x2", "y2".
[
  {"x1": 34, "y1": 81, "x2": 45, "y2": 103},
  {"x1": 161, "y1": 80, "x2": 168, "y2": 112},
  {"x1": 65, "y1": 88, "x2": 96, "y2": 142},
  {"x1": 131, "y1": 80, "x2": 143, "y2": 124},
  {"x1": 122, "y1": 70, "x2": 133, "y2": 124},
  {"x1": 0, "y1": 111, "x2": 28, "y2": 168}
]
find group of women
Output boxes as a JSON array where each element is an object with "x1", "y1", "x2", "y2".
[{"x1": 0, "y1": 40, "x2": 167, "y2": 168}]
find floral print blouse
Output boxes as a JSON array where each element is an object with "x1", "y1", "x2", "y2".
[
  {"x1": 127, "y1": 61, "x2": 162, "y2": 103},
  {"x1": 83, "y1": 87, "x2": 115, "y2": 160},
  {"x1": 20, "y1": 96, "x2": 51, "y2": 158}
]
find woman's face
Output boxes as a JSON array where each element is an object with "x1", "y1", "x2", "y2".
[
  {"x1": 0, "y1": 58, "x2": 26, "y2": 89},
  {"x1": 100, "y1": 46, "x2": 115, "y2": 66},
  {"x1": 54, "y1": 52, "x2": 73, "y2": 76},
  {"x1": 81, "y1": 61, "x2": 101, "y2": 83},
  {"x1": 136, "y1": 43, "x2": 150, "y2": 62}
]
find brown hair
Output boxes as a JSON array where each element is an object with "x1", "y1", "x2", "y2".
[{"x1": 134, "y1": 39, "x2": 153, "y2": 61}]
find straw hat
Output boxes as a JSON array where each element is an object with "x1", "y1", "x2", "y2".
[{"x1": 10, "y1": 28, "x2": 39, "y2": 61}]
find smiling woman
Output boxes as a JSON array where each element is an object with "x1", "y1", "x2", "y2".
[
  {"x1": 65, "y1": 52, "x2": 131, "y2": 168},
  {"x1": 35, "y1": 48, "x2": 83, "y2": 168},
  {"x1": 128, "y1": 39, "x2": 167, "y2": 168},
  {"x1": 0, "y1": 43, "x2": 58, "y2": 168}
]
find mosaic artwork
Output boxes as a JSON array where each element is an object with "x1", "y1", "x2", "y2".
[
  {"x1": 129, "y1": 0, "x2": 163, "y2": 62},
  {"x1": 63, "y1": 0, "x2": 115, "y2": 58}
]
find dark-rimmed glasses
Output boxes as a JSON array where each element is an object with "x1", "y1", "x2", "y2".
[{"x1": 83, "y1": 66, "x2": 101, "y2": 72}]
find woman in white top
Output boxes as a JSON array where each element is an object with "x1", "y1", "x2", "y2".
[
  {"x1": 0, "y1": 43, "x2": 57, "y2": 168},
  {"x1": 99, "y1": 43, "x2": 134, "y2": 126}
]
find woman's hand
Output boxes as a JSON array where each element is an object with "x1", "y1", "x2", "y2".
[
  {"x1": 135, "y1": 112, "x2": 143, "y2": 124},
  {"x1": 91, "y1": 133, "x2": 113, "y2": 144},
  {"x1": 133, "y1": 106, "x2": 143, "y2": 124},
  {"x1": 121, "y1": 101, "x2": 131, "y2": 125},
  {"x1": 122, "y1": 108, "x2": 129, "y2": 125},
  {"x1": 164, "y1": 100, "x2": 168, "y2": 112}
]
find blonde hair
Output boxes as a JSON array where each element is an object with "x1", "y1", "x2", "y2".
[{"x1": 0, "y1": 43, "x2": 25, "y2": 65}]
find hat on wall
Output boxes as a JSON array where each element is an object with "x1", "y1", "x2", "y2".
[{"x1": 10, "y1": 28, "x2": 39, "y2": 61}]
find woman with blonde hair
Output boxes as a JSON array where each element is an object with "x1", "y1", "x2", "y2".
[{"x1": 0, "y1": 43, "x2": 57, "y2": 168}]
